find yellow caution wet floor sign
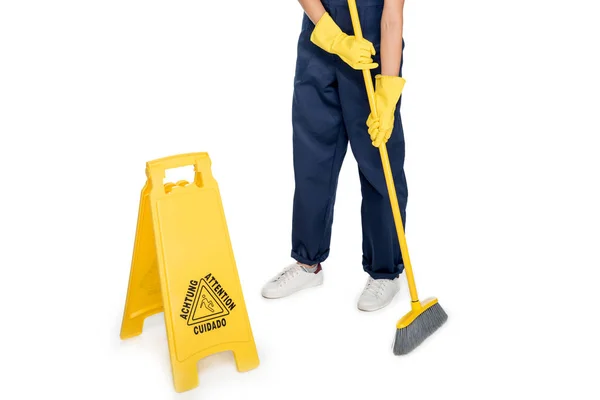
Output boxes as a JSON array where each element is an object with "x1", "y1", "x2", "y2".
[{"x1": 120, "y1": 152, "x2": 259, "y2": 392}]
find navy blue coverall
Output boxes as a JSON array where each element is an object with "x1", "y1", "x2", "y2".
[{"x1": 291, "y1": 0, "x2": 408, "y2": 280}]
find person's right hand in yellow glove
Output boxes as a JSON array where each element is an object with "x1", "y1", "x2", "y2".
[
  {"x1": 310, "y1": 12, "x2": 378, "y2": 70},
  {"x1": 366, "y1": 74, "x2": 406, "y2": 147}
]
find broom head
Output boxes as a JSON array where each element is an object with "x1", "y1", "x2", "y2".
[{"x1": 392, "y1": 297, "x2": 447, "y2": 355}]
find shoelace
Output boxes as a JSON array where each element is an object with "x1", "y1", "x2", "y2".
[
  {"x1": 364, "y1": 277, "x2": 388, "y2": 298},
  {"x1": 272, "y1": 265, "x2": 301, "y2": 286}
]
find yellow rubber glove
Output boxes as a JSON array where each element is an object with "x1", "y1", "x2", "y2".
[
  {"x1": 366, "y1": 75, "x2": 406, "y2": 147},
  {"x1": 310, "y1": 12, "x2": 378, "y2": 70}
]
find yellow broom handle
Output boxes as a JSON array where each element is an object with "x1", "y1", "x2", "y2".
[{"x1": 347, "y1": 0, "x2": 419, "y2": 304}]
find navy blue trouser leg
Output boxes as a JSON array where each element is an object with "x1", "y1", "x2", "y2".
[
  {"x1": 335, "y1": 2, "x2": 408, "y2": 279},
  {"x1": 291, "y1": 12, "x2": 348, "y2": 266},
  {"x1": 291, "y1": 0, "x2": 408, "y2": 279}
]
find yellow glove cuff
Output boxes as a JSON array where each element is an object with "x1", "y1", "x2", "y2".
[
  {"x1": 310, "y1": 12, "x2": 345, "y2": 53},
  {"x1": 375, "y1": 74, "x2": 406, "y2": 110}
]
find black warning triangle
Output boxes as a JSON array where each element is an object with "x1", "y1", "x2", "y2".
[{"x1": 187, "y1": 279, "x2": 230, "y2": 326}]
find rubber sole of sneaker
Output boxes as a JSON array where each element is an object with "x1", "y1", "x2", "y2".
[{"x1": 261, "y1": 278, "x2": 323, "y2": 299}]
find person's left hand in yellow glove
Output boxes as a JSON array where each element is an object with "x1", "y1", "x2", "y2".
[
  {"x1": 365, "y1": 0, "x2": 406, "y2": 148},
  {"x1": 366, "y1": 74, "x2": 406, "y2": 147}
]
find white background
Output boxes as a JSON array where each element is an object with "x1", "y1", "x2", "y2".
[{"x1": 1, "y1": 0, "x2": 599, "y2": 399}]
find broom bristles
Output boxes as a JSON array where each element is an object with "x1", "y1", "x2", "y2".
[{"x1": 393, "y1": 302, "x2": 447, "y2": 355}]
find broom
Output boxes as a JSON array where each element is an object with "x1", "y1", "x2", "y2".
[{"x1": 346, "y1": 0, "x2": 447, "y2": 355}]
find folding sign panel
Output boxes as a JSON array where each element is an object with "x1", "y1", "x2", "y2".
[{"x1": 120, "y1": 152, "x2": 259, "y2": 392}]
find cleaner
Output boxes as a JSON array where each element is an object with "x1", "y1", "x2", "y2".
[{"x1": 261, "y1": 0, "x2": 408, "y2": 312}]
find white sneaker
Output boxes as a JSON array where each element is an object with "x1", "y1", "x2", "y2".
[
  {"x1": 357, "y1": 276, "x2": 400, "y2": 311},
  {"x1": 261, "y1": 263, "x2": 323, "y2": 299}
]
